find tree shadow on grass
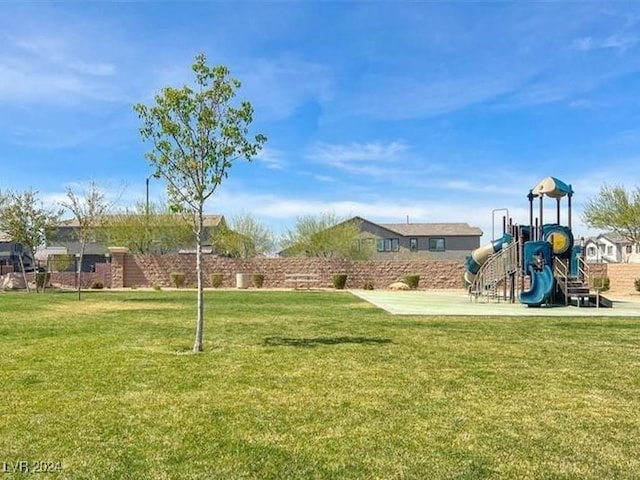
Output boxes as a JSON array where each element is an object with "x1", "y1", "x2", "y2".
[{"x1": 263, "y1": 336, "x2": 393, "y2": 348}]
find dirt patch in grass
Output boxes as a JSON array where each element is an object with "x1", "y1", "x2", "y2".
[{"x1": 47, "y1": 300, "x2": 184, "y2": 315}]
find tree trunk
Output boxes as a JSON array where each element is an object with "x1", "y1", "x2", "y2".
[
  {"x1": 77, "y1": 243, "x2": 85, "y2": 301},
  {"x1": 193, "y1": 209, "x2": 205, "y2": 353},
  {"x1": 44, "y1": 255, "x2": 52, "y2": 294},
  {"x1": 18, "y1": 254, "x2": 31, "y2": 293}
]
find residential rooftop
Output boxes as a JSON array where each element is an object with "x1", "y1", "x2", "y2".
[
  {"x1": 58, "y1": 214, "x2": 225, "y2": 228},
  {"x1": 380, "y1": 222, "x2": 483, "y2": 237}
]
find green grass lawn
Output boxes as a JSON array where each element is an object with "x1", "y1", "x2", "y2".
[{"x1": 1, "y1": 290, "x2": 640, "y2": 479}]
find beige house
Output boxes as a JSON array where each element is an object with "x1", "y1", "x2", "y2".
[
  {"x1": 584, "y1": 233, "x2": 640, "y2": 263},
  {"x1": 281, "y1": 216, "x2": 482, "y2": 261},
  {"x1": 354, "y1": 216, "x2": 482, "y2": 261}
]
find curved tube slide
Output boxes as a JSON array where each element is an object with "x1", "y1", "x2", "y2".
[{"x1": 464, "y1": 233, "x2": 512, "y2": 285}]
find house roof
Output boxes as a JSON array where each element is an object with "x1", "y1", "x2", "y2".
[
  {"x1": 58, "y1": 214, "x2": 225, "y2": 228},
  {"x1": 601, "y1": 233, "x2": 631, "y2": 244},
  {"x1": 585, "y1": 232, "x2": 632, "y2": 245},
  {"x1": 379, "y1": 222, "x2": 483, "y2": 237}
]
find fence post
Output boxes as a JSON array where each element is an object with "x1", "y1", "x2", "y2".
[{"x1": 108, "y1": 247, "x2": 128, "y2": 288}]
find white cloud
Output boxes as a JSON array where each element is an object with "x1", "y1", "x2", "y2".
[
  {"x1": 337, "y1": 72, "x2": 538, "y2": 120},
  {"x1": 305, "y1": 141, "x2": 421, "y2": 179},
  {"x1": 569, "y1": 99, "x2": 594, "y2": 109},
  {"x1": 9, "y1": 34, "x2": 117, "y2": 76},
  {"x1": 313, "y1": 174, "x2": 336, "y2": 183},
  {"x1": 308, "y1": 141, "x2": 408, "y2": 164},
  {"x1": 255, "y1": 147, "x2": 286, "y2": 170},
  {"x1": 237, "y1": 57, "x2": 333, "y2": 120},
  {"x1": 602, "y1": 33, "x2": 639, "y2": 52},
  {"x1": 573, "y1": 36, "x2": 596, "y2": 52},
  {"x1": 574, "y1": 33, "x2": 639, "y2": 53},
  {"x1": 0, "y1": 33, "x2": 122, "y2": 105}
]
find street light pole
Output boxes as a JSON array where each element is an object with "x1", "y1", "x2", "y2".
[
  {"x1": 146, "y1": 175, "x2": 152, "y2": 253},
  {"x1": 146, "y1": 176, "x2": 150, "y2": 219}
]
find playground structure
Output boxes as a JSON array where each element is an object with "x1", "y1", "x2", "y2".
[{"x1": 465, "y1": 176, "x2": 611, "y2": 308}]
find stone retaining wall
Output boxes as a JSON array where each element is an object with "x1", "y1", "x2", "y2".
[
  {"x1": 605, "y1": 263, "x2": 640, "y2": 294},
  {"x1": 113, "y1": 254, "x2": 467, "y2": 290},
  {"x1": 27, "y1": 263, "x2": 111, "y2": 289},
  {"x1": 9, "y1": 252, "x2": 638, "y2": 293}
]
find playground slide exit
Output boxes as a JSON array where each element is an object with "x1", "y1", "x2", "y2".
[
  {"x1": 464, "y1": 233, "x2": 512, "y2": 285},
  {"x1": 519, "y1": 265, "x2": 554, "y2": 307}
]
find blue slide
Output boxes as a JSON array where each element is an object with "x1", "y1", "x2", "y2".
[{"x1": 519, "y1": 264, "x2": 555, "y2": 307}]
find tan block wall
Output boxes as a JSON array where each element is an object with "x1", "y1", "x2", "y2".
[
  {"x1": 606, "y1": 263, "x2": 640, "y2": 293},
  {"x1": 0, "y1": 265, "x2": 14, "y2": 275},
  {"x1": 587, "y1": 263, "x2": 607, "y2": 280},
  {"x1": 28, "y1": 267, "x2": 111, "y2": 289},
  {"x1": 120, "y1": 254, "x2": 467, "y2": 290}
]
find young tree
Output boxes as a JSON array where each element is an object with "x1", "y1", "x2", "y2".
[
  {"x1": 103, "y1": 201, "x2": 193, "y2": 254},
  {"x1": 0, "y1": 189, "x2": 62, "y2": 292},
  {"x1": 280, "y1": 213, "x2": 372, "y2": 260},
  {"x1": 582, "y1": 184, "x2": 640, "y2": 245},
  {"x1": 134, "y1": 53, "x2": 266, "y2": 353},
  {"x1": 60, "y1": 180, "x2": 112, "y2": 300},
  {"x1": 212, "y1": 213, "x2": 275, "y2": 258}
]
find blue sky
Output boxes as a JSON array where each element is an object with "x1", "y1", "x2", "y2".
[{"x1": 2, "y1": 1, "x2": 640, "y2": 243}]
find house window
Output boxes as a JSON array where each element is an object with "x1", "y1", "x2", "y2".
[
  {"x1": 429, "y1": 238, "x2": 445, "y2": 251},
  {"x1": 410, "y1": 238, "x2": 418, "y2": 252},
  {"x1": 606, "y1": 246, "x2": 613, "y2": 255},
  {"x1": 636, "y1": 244, "x2": 640, "y2": 254},
  {"x1": 377, "y1": 238, "x2": 399, "y2": 252},
  {"x1": 587, "y1": 246, "x2": 596, "y2": 257},
  {"x1": 626, "y1": 245, "x2": 633, "y2": 254}
]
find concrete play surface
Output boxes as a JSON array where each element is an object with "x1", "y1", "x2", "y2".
[{"x1": 352, "y1": 289, "x2": 640, "y2": 317}]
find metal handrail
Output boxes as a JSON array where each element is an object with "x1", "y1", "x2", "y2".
[
  {"x1": 554, "y1": 255, "x2": 594, "y2": 306},
  {"x1": 577, "y1": 256, "x2": 590, "y2": 285},
  {"x1": 554, "y1": 258, "x2": 569, "y2": 305},
  {"x1": 470, "y1": 241, "x2": 519, "y2": 302}
]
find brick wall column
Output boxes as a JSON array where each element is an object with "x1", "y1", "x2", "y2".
[{"x1": 108, "y1": 247, "x2": 129, "y2": 288}]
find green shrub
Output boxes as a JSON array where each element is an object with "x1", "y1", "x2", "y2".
[
  {"x1": 35, "y1": 272, "x2": 51, "y2": 289},
  {"x1": 210, "y1": 273, "x2": 223, "y2": 288},
  {"x1": 403, "y1": 274, "x2": 420, "y2": 290},
  {"x1": 332, "y1": 274, "x2": 348, "y2": 290},
  {"x1": 50, "y1": 254, "x2": 75, "y2": 272},
  {"x1": 634, "y1": 278, "x2": 640, "y2": 292},
  {"x1": 591, "y1": 276, "x2": 610, "y2": 292},
  {"x1": 90, "y1": 281, "x2": 104, "y2": 290},
  {"x1": 363, "y1": 280, "x2": 374, "y2": 290},
  {"x1": 152, "y1": 283, "x2": 162, "y2": 291},
  {"x1": 170, "y1": 272, "x2": 186, "y2": 289},
  {"x1": 252, "y1": 273, "x2": 265, "y2": 288}
]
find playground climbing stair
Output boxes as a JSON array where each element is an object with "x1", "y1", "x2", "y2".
[{"x1": 554, "y1": 258, "x2": 612, "y2": 308}]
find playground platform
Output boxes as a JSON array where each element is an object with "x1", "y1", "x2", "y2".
[{"x1": 352, "y1": 289, "x2": 640, "y2": 317}]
